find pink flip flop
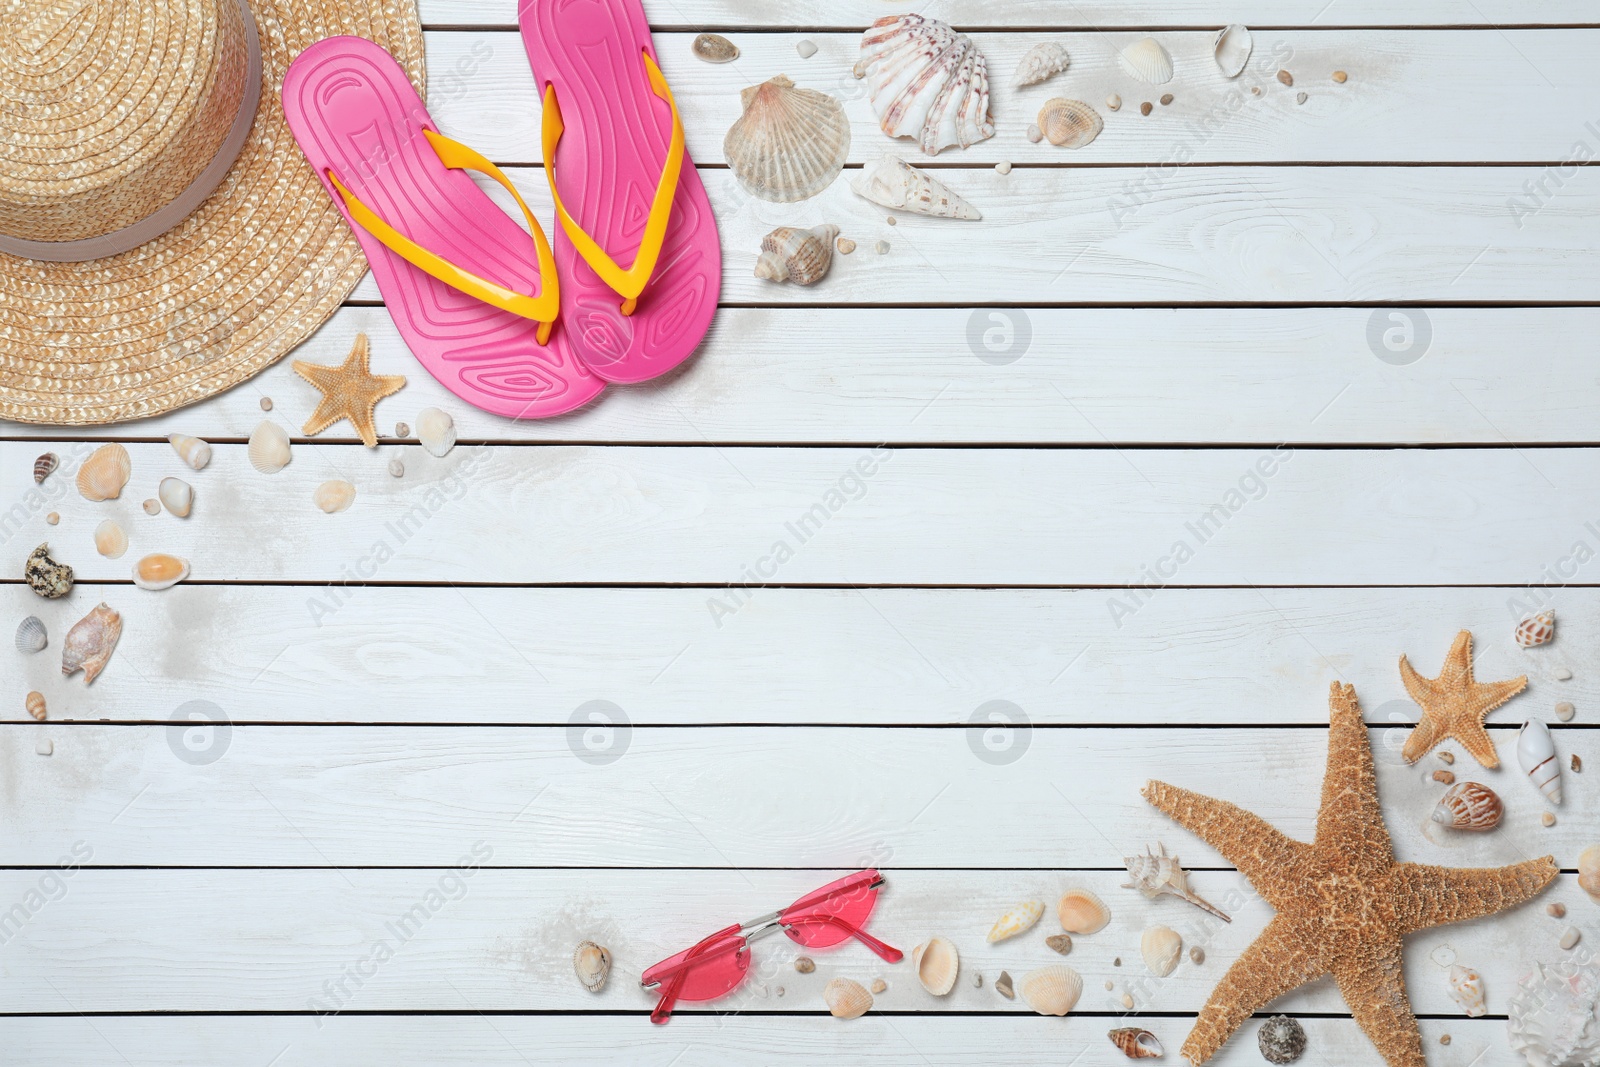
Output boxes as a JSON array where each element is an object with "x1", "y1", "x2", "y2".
[
  {"x1": 282, "y1": 36, "x2": 603, "y2": 419},
  {"x1": 519, "y1": 0, "x2": 721, "y2": 384}
]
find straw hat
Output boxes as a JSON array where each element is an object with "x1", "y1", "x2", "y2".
[{"x1": 0, "y1": 0, "x2": 425, "y2": 425}]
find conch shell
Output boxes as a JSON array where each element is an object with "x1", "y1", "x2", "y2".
[
  {"x1": 754, "y1": 225, "x2": 839, "y2": 286},
  {"x1": 1013, "y1": 41, "x2": 1069, "y2": 89},
  {"x1": 986, "y1": 900, "x2": 1043, "y2": 943},
  {"x1": 1515, "y1": 610, "x2": 1555, "y2": 647},
  {"x1": 854, "y1": 14, "x2": 995, "y2": 156},
  {"x1": 1108, "y1": 1027, "x2": 1164, "y2": 1059},
  {"x1": 61, "y1": 603, "x2": 121, "y2": 684},
  {"x1": 723, "y1": 75, "x2": 850, "y2": 203},
  {"x1": 1121, "y1": 843, "x2": 1231, "y2": 921},
  {"x1": 851, "y1": 155, "x2": 980, "y2": 219}
]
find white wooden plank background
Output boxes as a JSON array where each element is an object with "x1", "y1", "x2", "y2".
[{"x1": 3, "y1": 1, "x2": 1596, "y2": 1064}]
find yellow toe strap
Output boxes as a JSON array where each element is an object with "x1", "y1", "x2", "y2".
[
  {"x1": 542, "y1": 51, "x2": 685, "y2": 316},
  {"x1": 327, "y1": 128, "x2": 559, "y2": 343}
]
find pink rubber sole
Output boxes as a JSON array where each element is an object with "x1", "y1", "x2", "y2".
[
  {"x1": 519, "y1": 0, "x2": 721, "y2": 384},
  {"x1": 283, "y1": 36, "x2": 603, "y2": 419}
]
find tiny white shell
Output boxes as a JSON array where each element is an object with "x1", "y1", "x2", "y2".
[
  {"x1": 1140, "y1": 925, "x2": 1182, "y2": 977},
  {"x1": 313, "y1": 480, "x2": 357, "y2": 514},
  {"x1": 93, "y1": 519, "x2": 128, "y2": 559},
  {"x1": 167, "y1": 433, "x2": 212, "y2": 470},
  {"x1": 913, "y1": 936, "x2": 960, "y2": 996},
  {"x1": 1212, "y1": 24, "x2": 1253, "y2": 79},
  {"x1": 416, "y1": 408, "x2": 457, "y2": 458},
  {"x1": 1446, "y1": 965, "x2": 1486, "y2": 1017},
  {"x1": 823, "y1": 977, "x2": 873, "y2": 1019},
  {"x1": 1118, "y1": 38, "x2": 1174, "y2": 84},
  {"x1": 15, "y1": 616, "x2": 47, "y2": 654},
  {"x1": 987, "y1": 900, "x2": 1044, "y2": 943},
  {"x1": 1018, "y1": 964, "x2": 1082, "y2": 1016},
  {"x1": 1518, "y1": 718, "x2": 1562, "y2": 804},
  {"x1": 159, "y1": 477, "x2": 194, "y2": 518},
  {"x1": 248, "y1": 421, "x2": 292, "y2": 474}
]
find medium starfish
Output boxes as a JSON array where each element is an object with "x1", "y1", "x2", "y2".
[
  {"x1": 1144, "y1": 682, "x2": 1555, "y2": 1067},
  {"x1": 1398, "y1": 629, "x2": 1525, "y2": 767},
  {"x1": 293, "y1": 333, "x2": 406, "y2": 447}
]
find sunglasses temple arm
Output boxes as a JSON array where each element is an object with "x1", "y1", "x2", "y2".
[{"x1": 787, "y1": 914, "x2": 904, "y2": 963}]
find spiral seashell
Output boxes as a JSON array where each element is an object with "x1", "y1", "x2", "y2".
[
  {"x1": 1431, "y1": 781, "x2": 1503, "y2": 831},
  {"x1": 692, "y1": 32, "x2": 738, "y2": 64},
  {"x1": 76, "y1": 443, "x2": 131, "y2": 501},
  {"x1": 1037, "y1": 98, "x2": 1103, "y2": 149},
  {"x1": 167, "y1": 433, "x2": 212, "y2": 471},
  {"x1": 93, "y1": 519, "x2": 128, "y2": 559},
  {"x1": 1140, "y1": 925, "x2": 1182, "y2": 977},
  {"x1": 25, "y1": 691, "x2": 47, "y2": 721},
  {"x1": 1213, "y1": 24, "x2": 1253, "y2": 79},
  {"x1": 159, "y1": 477, "x2": 194, "y2": 518},
  {"x1": 1018, "y1": 964, "x2": 1082, "y2": 1016},
  {"x1": 1579, "y1": 844, "x2": 1600, "y2": 901},
  {"x1": 1518, "y1": 718, "x2": 1562, "y2": 804},
  {"x1": 1012, "y1": 41, "x2": 1069, "y2": 89},
  {"x1": 851, "y1": 155, "x2": 980, "y2": 220},
  {"x1": 61, "y1": 602, "x2": 121, "y2": 684},
  {"x1": 1118, "y1": 37, "x2": 1174, "y2": 84},
  {"x1": 723, "y1": 75, "x2": 850, "y2": 203},
  {"x1": 1258, "y1": 1015, "x2": 1307, "y2": 1064},
  {"x1": 416, "y1": 408, "x2": 457, "y2": 458},
  {"x1": 823, "y1": 977, "x2": 873, "y2": 1019},
  {"x1": 855, "y1": 15, "x2": 995, "y2": 156},
  {"x1": 15, "y1": 616, "x2": 47, "y2": 654},
  {"x1": 1446, "y1": 964, "x2": 1486, "y2": 1017},
  {"x1": 912, "y1": 936, "x2": 959, "y2": 996},
  {"x1": 987, "y1": 900, "x2": 1044, "y2": 943},
  {"x1": 24, "y1": 543, "x2": 73, "y2": 599},
  {"x1": 1506, "y1": 960, "x2": 1600, "y2": 1067},
  {"x1": 132, "y1": 553, "x2": 190, "y2": 592},
  {"x1": 572, "y1": 940, "x2": 610, "y2": 992},
  {"x1": 754, "y1": 225, "x2": 839, "y2": 286},
  {"x1": 1108, "y1": 1027, "x2": 1164, "y2": 1059},
  {"x1": 248, "y1": 421, "x2": 292, "y2": 474},
  {"x1": 313, "y1": 480, "x2": 357, "y2": 514},
  {"x1": 1057, "y1": 888, "x2": 1110, "y2": 934},
  {"x1": 1122, "y1": 842, "x2": 1232, "y2": 921},
  {"x1": 1516, "y1": 611, "x2": 1555, "y2": 647},
  {"x1": 33, "y1": 452, "x2": 57, "y2": 484}
]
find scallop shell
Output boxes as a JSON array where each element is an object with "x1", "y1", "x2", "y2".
[
  {"x1": 1109, "y1": 1027, "x2": 1164, "y2": 1059},
  {"x1": 1122, "y1": 843, "x2": 1232, "y2": 921},
  {"x1": 313, "y1": 480, "x2": 357, "y2": 514},
  {"x1": 1516, "y1": 611, "x2": 1556, "y2": 647},
  {"x1": 855, "y1": 14, "x2": 995, "y2": 156},
  {"x1": 987, "y1": 900, "x2": 1044, "y2": 943},
  {"x1": 25, "y1": 691, "x2": 46, "y2": 721},
  {"x1": 1057, "y1": 888, "x2": 1110, "y2": 934},
  {"x1": 1012, "y1": 41, "x2": 1069, "y2": 89},
  {"x1": 1518, "y1": 718, "x2": 1563, "y2": 804},
  {"x1": 167, "y1": 433, "x2": 212, "y2": 471},
  {"x1": 754, "y1": 225, "x2": 839, "y2": 286},
  {"x1": 572, "y1": 940, "x2": 610, "y2": 992},
  {"x1": 1447, "y1": 964, "x2": 1487, "y2": 1018},
  {"x1": 1038, "y1": 98, "x2": 1103, "y2": 149},
  {"x1": 851, "y1": 155, "x2": 980, "y2": 220},
  {"x1": 24, "y1": 543, "x2": 74, "y2": 599},
  {"x1": 1140, "y1": 925, "x2": 1182, "y2": 977},
  {"x1": 93, "y1": 519, "x2": 128, "y2": 559},
  {"x1": 913, "y1": 936, "x2": 960, "y2": 996},
  {"x1": 76, "y1": 443, "x2": 131, "y2": 501},
  {"x1": 159, "y1": 477, "x2": 194, "y2": 518},
  {"x1": 61, "y1": 602, "x2": 121, "y2": 684},
  {"x1": 692, "y1": 32, "x2": 739, "y2": 64},
  {"x1": 723, "y1": 75, "x2": 850, "y2": 202},
  {"x1": 823, "y1": 976, "x2": 873, "y2": 1019},
  {"x1": 1212, "y1": 24, "x2": 1253, "y2": 79},
  {"x1": 1506, "y1": 960, "x2": 1600, "y2": 1067},
  {"x1": 1579, "y1": 844, "x2": 1600, "y2": 901},
  {"x1": 1431, "y1": 781, "x2": 1503, "y2": 831},
  {"x1": 33, "y1": 452, "x2": 57, "y2": 484},
  {"x1": 416, "y1": 408, "x2": 456, "y2": 458},
  {"x1": 1118, "y1": 37, "x2": 1174, "y2": 84},
  {"x1": 132, "y1": 553, "x2": 190, "y2": 592},
  {"x1": 15, "y1": 616, "x2": 47, "y2": 654},
  {"x1": 248, "y1": 421, "x2": 292, "y2": 474},
  {"x1": 1017, "y1": 964, "x2": 1082, "y2": 1016}
]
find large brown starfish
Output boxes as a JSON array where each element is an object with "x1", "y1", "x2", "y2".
[
  {"x1": 293, "y1": 333, "x2": 406, "y2": 448},
  {"x1": 1144, "y1": 682, "x2": 1555, "y2": 1067},
  {"x1": 1398, "y1": 629, "x2": 1526, "y2": 767}
]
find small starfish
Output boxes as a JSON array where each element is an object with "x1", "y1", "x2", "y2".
[
  {"x1": 1398, "y1": 630, "x2": 1526, "y2": 767},
  {"x1": 1145, "y1": 682, "x2": 1555, "y2": 1067},
  {"x1": 293, "y1": 334, "x2": 406, "y2": 447}
]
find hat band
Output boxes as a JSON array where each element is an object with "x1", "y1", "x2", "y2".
[{"x1": 0, "y1": 0, "x2": 263, "y2": 264}]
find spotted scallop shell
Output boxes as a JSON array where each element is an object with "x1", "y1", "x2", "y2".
[
  {"x1": 855, "y1": 14, "x2": 995, "y2": 156},
  {"x1": 987, "y1": 900, "x2": 1044, "y2": 943},
  {"x1": 723, "y1": 75, "x2": 850, "y2": 203}
]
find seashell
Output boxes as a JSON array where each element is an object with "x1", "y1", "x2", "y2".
[
  {"x1": 1109, "y1": 1027, "x2": 1164, "y2": 1059},
  {"x1": 796, "y1": 39, "x2": 816, "y2": 59},
  {"x1": 724, "y1": 75, "x2": 850, "y2": 202},
  {"x1": 1212, "y1": 24, "x2": 1253, "y2": 79},
  {"x1": 1552, "y1": 902, "x2": 1568, "y2": 918},
  {"x1": 1012, "y1": 41, "x2": 1069, "y2": 89},
  {"x1": 46, "y1": 512, "x2": 57, "y2": 524},
  {"x1": 1057, "y1": 888, "x2": 1110, "y2": 934},
  {"x1": 1556, "y1": 701, "x2": 1575, "y2": 722},
  {"x1": 394, "y1": 422, "x2": 410, "y2": 439},
  {"x1": 1506, "y1": 960, "x2": 1600, "y2": 1067},
  {"x1": 26, "y1": 691, "x2": 46, "y2": 721},
  {"x1": 15, "y1": 615, "x2": 47, "y2": 654},
  {"x1": 855, "y1": 15, "x2": 995, "y2": 156},
  {"x1": 1277, "y1": 69, "x2": 1294, "y2": 86},
  {"x1": 1045, "y1": 933, "x2": 1073, "y2": 955},
  {"x1": 1258, "y1": 1014, "x2": 1307, "y2": 1064},
  {"x1": 1140, "y1": 925, "x2": 1182, "y2": 977},
  {"x1": 1121, "y1": 843, "x2": 1231, "y2": 921},
  {"x1": 572, "y1": 940, "x2": 610, "y2": 992},
  {"x1": 870, "y1": 978, "x2": 886, "y2": 994},
  {"x1": 836, "y1": 237, "x2": 856, "y2": 255},
  {"x1": 167, "y1": 433, "x2": 212, "y2": 471},
  {"x1": 1017, "y1": 964, "x2": 1082, "y2": 1016},
  {"x1": 1037, "y1": 98, "x2": 1102, "y2": 149},
  {"x1": 1579, "y1": 844, "x2": 1600, "y2": 901},
  {"x1": 158, "y1": 477, "x2": 194, "y2": 518},
  {"x1": 1561, "y1": 927, "x2": 1582, "y2": 951},
  {"x1": 143, "y1": 498, "x2": 161, "y2": 516},
  {"x1": 416, "y1": 408, "x2": 456, "y2": 458},
  {"x1": 33, "y1": 452, "x2": 57, "y2": 484},
  {"x1": 912, "y1": 936, "x2": 960, "y2": 996},
  {"x1": 1431, "y1": 781, "x2": 1503, "y2": 831},
  {"x1": 1517, "y1": 611, "x2": 1556, "y2": 647},
  {"x1": 1433, "y1": 769, "x2": 1456, "y2": 784},
  {"x1": 248, "y1": 421, "x2": 292, "y2": 474},
  {"x1": 794, "y1": 956, "x2": 815, "y2": 974},
  {"x1": 1106, "y1": 93, "x2": 1121, "y2": 111},
  {"x1": 823, "y1": 977, "x2": 873, "y2": 1019},
  {"x1": 93, "y1": 519, "x2": 128, "y2": 559},
  {"x1": 1518, "y1": 719, "x2": 1563, "y2": 804},
  {"x1": 987, "y1": 900, "x2": 1043, "y2": 943},
  {"x1": 754, "y1": 225, "x2": 839, "y2": 286},
  {"x1": 388, "y1": 458, "x2": 405, "y2": 478},
  {"x1": 851, "y1": 155, "x2": 980, "y2": 220},
  {"x1": 692, "y1": 32, "x2": 738, "y2": 64},
  {"x1": 132, "y1": 553, "x2": 190, "y2": 592},
  {"x1": 995, "y1": 970, "x2": 1014, "y2": 999},
  {"x1": 61, "y1": 602, "x2": 121, "y2": 684},
  {"x1": 1447, "y1": 965, "x2": 1487, "y2": 1017},
  {"x1": 76, "y1": 443, "x2": 131, "y2": 501},
  {"x1": 1118, "y1": 38, "x2": 1174, "y2": 84},
  {"x1": 313, "y1": 480, "x2": 357, "y2": 514},
  {"x1": 24, "y1": 543, "x2": 73, "y2": 599},
  {"x1": 1190, "y1": 946, "x2": 1205, "y2": 964}
]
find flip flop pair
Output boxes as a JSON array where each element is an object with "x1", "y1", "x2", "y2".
[{"x1": 282, "y1": 0, "x2": 720, "y2": 419}]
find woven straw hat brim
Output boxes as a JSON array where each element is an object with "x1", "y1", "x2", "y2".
[{"x1": 0, "y1": 0, "x2": 425, "y2": 426}]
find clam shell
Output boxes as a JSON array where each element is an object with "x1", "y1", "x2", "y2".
[
  {"x1": 1516, "y1": 610, "x2": 1556, "y2": 647},
  {"x1": 24, "y1": 543, "x2": 74, "y2": 599},
  {"x1": 1579, "y1": 844, "x2": 1600, "y2": 901},
  {"x1": 1506, "y1": 960, "x2": 1600, "y2": 1067},
  {"x1": 313, "y1": 480, "x2": 357, "y2": 514},
  {"x1": 1018, "y1": 964, "x2": 1082, "y2": 1016},
  {"x1": 572, "y1": 940, "x2": 611, "y2": 993},
  {"x1": 724, "y1": 75, "x2": 850, "y2": 203},
  {"x1": 1212, "y1": 24, "x2": 1253, "y2": 79},
  {"x1": 93, "y1": 519, "x2": 128, "y2": 559},
  {"x1": 913, "y1": 937, "x2": 960, "y2": 996},
  {"x1": 76, "y1": 443, "x2": 131, "y2": 501},
  {"x1": 855, "y1": 14, "x2": 995, "y2": 156},
  {"x1": 1037, "y1": 98, "x2": 1103, "y2": 149},
  {"x1": 132, "y1": 553, "x2": 190, "y2": 592},
  {"x1": 167, "y1": 433, "x2": 212, "y2": 471},
  {"x1": 754, "y1": 225, "x2": 839, "y2": 286},
  {"x1": 416, "y1": 408, "x2": 456, "y2": 458},
  {"x1": 1431, "y1": 781, "x2": 1503, "y2": 831},
  {"x1": 1118, "y1": 37, "x2": 1174, "y2": 84},
  {"x1": 33, "y1": 452, "x2": 57, "y2": 484},
  {"x1": 1518, "y1": 718, "x2": 1562, "y2": 804},
  {"x1": 1140, "y1": 925, "x2": 1182, "y2": 977},
  {"x1": 987, "y1": 900, "x2": 1044, "y2": 943},
  {"x1": 15, "y1": 616, "x2": 47, "y2": 654},
  {"x1": 1012, "y1": 41, "x2": 1069, "y2": 89},
  {"x1": 1108, "y1": 1027, "x2": 1164, "y2": 1059},
  {"x1": 692, "y1": 32, "x2": 739, "y2": 63},
  {"x1": 823, "y1": 977, "x2": 873, "y2": 1019},
  {"x1": 61, "y1": 602, "x2": 121, "y2": 684},
  {"x1": 1057, "y1": 888, "x2": 1110, "y2": 934},
  {"x1": 159, "y1": 477, "x2": 194, "y2": 518},
  {"x1": 1447, "y1": 964, "x2": 1486, "y2": 1018},
  {"x1": 25, "y1": 691, "x2": 46, "y2": 721},
  {"x1": 248, "y1": 421, "x2": 292, "y2": 474},
  {"x1": 851, "y1": 155, "x2": 980, "y2": 220}
]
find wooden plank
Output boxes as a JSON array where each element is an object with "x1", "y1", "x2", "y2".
[
  {"x1": 2, "y1": 586, "x2": 1585, "y2": 726},
  {"x1": 0, "y1": 724, "x2": 1587, "y2": 866},
  {"x1": 426, "y1": 30, "x2": 1600, "y2": 165},
  {"x1": 0, "y1": 868, "x2": 1582, "y2": 1015},
  {"x1": 11, "y1": 306, "x2": 1600, "y2": 446},
  {"x1": 5, "y1": 444, "x2": 1600, "y2": 585}
]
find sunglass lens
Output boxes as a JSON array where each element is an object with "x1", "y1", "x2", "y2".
[
  {"x1": 779, "y1": 870, "x2": 881, "y2": 949},
  {"x1": 642, "y1": 930, "x2": 751, "y2": 1001}
]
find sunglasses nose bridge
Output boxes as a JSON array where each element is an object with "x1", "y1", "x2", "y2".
[{"x1": 739, "y1": 910, "x2": 785, "y2": 940}]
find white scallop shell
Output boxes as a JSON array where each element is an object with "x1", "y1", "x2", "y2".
[
  {"x1": 76, "y1": 443, "x2": 131, "y2": 501},
  {"x1": 913, "y1": 936, "x2": 960, "y2": 996},
  {"x1": 1212, "y1": 25, "x2": 1253, "y2": 79},
  {"x1": 15, "y1": 615, "x2": 47, "y2": 654},
  {"x1": 987, "y1": 900, "x2": 1044, "y2": 943},
  {"x1": 724, "y1": 75, "x2": 851, "y2": 203},
  {"x1": 1140, "y1": 925, "x2": 1182, "y2": 977},
  {"x1": 248, "y1": 421, "x2": 292, "y2": 474},
  {"x1": 855, "y1": 14, "x2": 995, "y2": 156},
  {"x1": 823, "y1": 976, "x2": 873, "y2": 1019},
  {"x1": 1057, "y1": 888, "x2": 1111, "y2": 934},
  {"x1": 1447, "y1": 965, "x2": 1487, "y2": 1018},
  {"x1": 1506, "y1": 960, "x2": 1600, "y2": 1067},
  {"x1": 1018, "y1": 964, "x2": 1082, "y2": 1016},
  {"x1": 313, "y1": 480, "x2": 357, "y2": 514},
  {"x1": 416, "y1": 408, "x2": 457, "y2": 458},
  {"x1": 93, "y1": 519, "x2": 128, "y2": 559},
  {"x1": 1518, "y1": 718, "x2": 1562, "y2": 804},
  {"x1": 159, "y1": 477, "x2": 193, "y2": 518},
  {"x1": 851, "y1": 155, "x2": 980, "y2": 220},
  {"x1": 167, "y1": 433, "x2": 212, "y2": 471},
  {"x1": 1118, "y1": 37, "x2": 1174, "y2": 84},
  {"x1": 1012, "y1": 41, "x2": 1069, "y2": 89}
]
